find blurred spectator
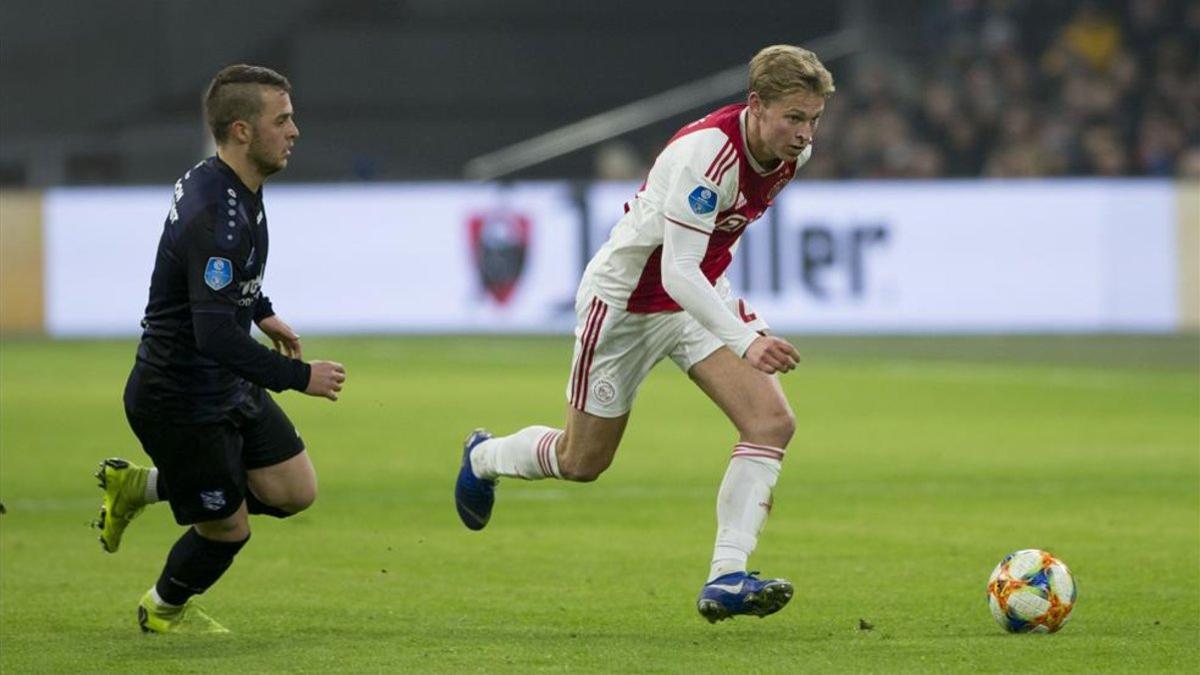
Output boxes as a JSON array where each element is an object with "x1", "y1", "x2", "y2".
[
  {"x1": 593, "y1": 141, "x2": 646, "y2": 181},
  {"x1": 733, "y1": 0, "x2": 1199, "y2": 180}
]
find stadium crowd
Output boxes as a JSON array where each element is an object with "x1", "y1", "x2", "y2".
[{"x1": 774, "y1": 0, "x2": 1200, "y2": 179}]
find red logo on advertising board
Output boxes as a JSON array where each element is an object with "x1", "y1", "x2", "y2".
[{"x1": 468, "y1": 211, "x2": 531, "y2": 305}]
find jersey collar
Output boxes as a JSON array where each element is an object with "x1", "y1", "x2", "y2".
[{"x1": 211, "y1": 155, "x2": 263, "y2": 202}]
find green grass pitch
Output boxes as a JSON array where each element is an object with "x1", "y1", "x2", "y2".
[{"x1": 1, "y1": 335, "x2": 1197, "y2": 672}]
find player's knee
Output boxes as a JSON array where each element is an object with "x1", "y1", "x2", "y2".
[
  {"x1": 194, "y1": 511, "x2": 250, "y2": 541},
  {"x1": 286, "y1": 482, "x2": 317, "y2": 513},
  {"x1": 743, "y1": 405, "x2": 796, "y2": 448}
]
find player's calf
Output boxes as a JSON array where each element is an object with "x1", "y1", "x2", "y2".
[
  {"x1": 555, "y1": 432, "x2": 615, "y2": 482},
  {"x1": 554, "y1": 408, "x2": 628, "y2": 482}
]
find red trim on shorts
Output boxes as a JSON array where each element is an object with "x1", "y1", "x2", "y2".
[
  {"x1": 737, "y1": 299, "x2": 757, "y2": 323},
  {"x1": 571, "y1": 298, "x2": 607, "y2": 410},
  {"x1": 570, "y1": 298, "x2": 599, "y2": 406},
  {"x1": 577, "y1": 303, "x2": 608, "y2": 410}
]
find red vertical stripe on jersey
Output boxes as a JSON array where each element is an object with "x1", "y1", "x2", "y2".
[
  {"x1": 714, "y1": 151, "x2": 739, "y2": 184},
  {"x1": 705, "y1": 140, "x2": 735, "y2": 181}
]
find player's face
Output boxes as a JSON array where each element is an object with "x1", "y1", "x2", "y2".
[
  {"x1": 750, "y1": 89, "x2": 824, "y2": 163},
  {"x1": 247, "y1": 88, "x2": 299, "y2": 177}
]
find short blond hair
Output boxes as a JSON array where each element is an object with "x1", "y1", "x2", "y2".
[{"x1": 749, "y1": 45, "x2": 835, "y2": 101}]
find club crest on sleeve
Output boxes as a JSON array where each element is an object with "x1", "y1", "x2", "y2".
[
  {"x1": 204, "y1": 257, "x2": 233, "y2": 291},
  {"x1": 688, "y1": 186, "x2": 717, "y2": 215}
]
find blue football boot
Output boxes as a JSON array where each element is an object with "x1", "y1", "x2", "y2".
[
  {"x1": 455, "y1": 429, "x2": 496, "y2": 530},
  {"x1": 696, "y1": 571, "x2": 794, "y2": 623}
]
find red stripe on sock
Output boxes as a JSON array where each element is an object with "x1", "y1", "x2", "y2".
[
  {"x1": 536, "y1": 432, "x2": 556, "y2": 476},
  {"x1": 731, "y1": 450, "x2": 786, "y2": 461},
  {"x1": 732, "y1": 443, "x2": 785, "y2": 461},
  {"x1": 735, "y1": 441, "x2": 783, "y2": 452}
]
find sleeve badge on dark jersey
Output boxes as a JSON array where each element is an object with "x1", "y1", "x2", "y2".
[
  {"x1": 204, "y1": 257, "x2": 233, "y2": 290},
  {"x1": 688, "y1": 185, "x2": 717, "y2": 215}
]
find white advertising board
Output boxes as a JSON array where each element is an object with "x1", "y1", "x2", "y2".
[
  {"x1": 44, "y1": 183, "x2": 581, "y2": 335},
  {"x1": 44, "y1": 179, "x2": 1178, "y2": 336},
  {"x1": 589, "y1": 179, "x2": 1178, "y2": 332}
]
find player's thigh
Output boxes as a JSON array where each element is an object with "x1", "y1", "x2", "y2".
[
  {"x1": 240, "y1": 391, "x2": 314, "y2": 509},
  {"x1": 566, "y1": 290, "x2": 681, "y2": 419},
  {"x1": 247, "y1": 450, "x2": 317, "y2": 511},
  {"x1": 686, "y1": 347, "x2": 795, "y2": 446},
  {"x1": 126, "y1": 409, "x2": 248, "y2": 526}
]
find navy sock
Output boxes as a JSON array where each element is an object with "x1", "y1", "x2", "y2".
[
  {"x1": 246, "y1": 492, "x2": 293, "y2": 519},
  {"x1": 154, "y1": 529, "x2": 248, "y2": 606}
]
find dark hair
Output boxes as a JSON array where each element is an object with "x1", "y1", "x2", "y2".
[{"x1": 203, "y1": 64, "x2": 292, "y2": 144}]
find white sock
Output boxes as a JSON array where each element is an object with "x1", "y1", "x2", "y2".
[
  {"x1": 708, "y1": 442, "x2": 785, "y2": 582},
  {"x1": 145, "y1": 468, "x2": 161, "y2": 504},
  {"x1": 471, "y1": 426, "x2": 563, "y2": 481},
  {"x1": 148, "y1": 586, "x2": 180, "y2": 608}
]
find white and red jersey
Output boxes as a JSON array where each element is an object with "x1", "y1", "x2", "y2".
[{"x1": 580, "y1": 103, "x2": 810, "y2": 354}]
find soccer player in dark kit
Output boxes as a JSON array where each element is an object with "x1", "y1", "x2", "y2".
[{"x1": 92, "y1": 64, "x2": 347, "y2": 634}]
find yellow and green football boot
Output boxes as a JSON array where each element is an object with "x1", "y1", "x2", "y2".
[
  {"x1": 137, "y1": 591, "x2": 230, "y2": 634},
  {"x1": 93, "y1": 458, "x2": 150, "y2": 553}
]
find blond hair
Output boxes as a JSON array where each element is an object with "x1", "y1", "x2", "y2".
[{"x1": 749, "y1": 45, "x2": 835, "y2": 101}]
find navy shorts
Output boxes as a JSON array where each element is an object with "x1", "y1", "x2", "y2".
[{"x1": 125, "y1": 388, "x2": 305, "y2": 525}]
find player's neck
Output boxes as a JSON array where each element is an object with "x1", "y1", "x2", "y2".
[
  {"x1": 216, "y1": 147, "x2": 265, "y2": 193},
  {"x1": 744, "y1": 112, "x2": 781, "y2": 170}
]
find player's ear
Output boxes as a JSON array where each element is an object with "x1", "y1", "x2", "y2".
[
  {"x1": 747, "y1": 91, "x2": 764, "y2": 117},
  {"x1": 230, "y1": 119, "x2": 253, "y2": 145}
]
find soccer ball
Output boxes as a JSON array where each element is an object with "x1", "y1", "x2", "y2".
[{"x1": 987, "y1": 549, "x2": 1077, "y2": 633}]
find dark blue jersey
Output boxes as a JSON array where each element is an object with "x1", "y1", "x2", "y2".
[{"x1": 125, "y1": 156, "x2": 308, "y2": 423}]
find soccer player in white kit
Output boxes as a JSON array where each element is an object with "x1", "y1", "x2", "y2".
[{"x1": 456, "y1": 45, "x2": 834, "y2": 623}]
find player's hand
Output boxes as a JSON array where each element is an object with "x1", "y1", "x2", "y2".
[
  {"x1": 257, "y1": 315, "x2": 303, "y2": 360},
  {"x1": 744, "y1": 336, "x2": 800, "y2": 374},
  {"x1": 305, "y1": 360, "x2": 346, "y2": 401}
]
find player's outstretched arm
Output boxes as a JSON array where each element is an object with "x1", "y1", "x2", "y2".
[
  {"x1": 661, "y1": 220, "x2": 758, "y2": 349},
  {"x1": 662, "y1": 228, "x2": 798, "y2": 375}
]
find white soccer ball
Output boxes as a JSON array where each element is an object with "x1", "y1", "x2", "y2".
[{"x1": 987, "y1": 549, "x2": 1077, "y2": 633}]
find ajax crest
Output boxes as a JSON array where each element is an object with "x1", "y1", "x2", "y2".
[{"x1": 468, "y1": 211, "x2": 530, "y2": 305}]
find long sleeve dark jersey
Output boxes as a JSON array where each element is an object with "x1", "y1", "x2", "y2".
[{"x1": 124, "y1": 156, "x2": 309, "y2": 423}]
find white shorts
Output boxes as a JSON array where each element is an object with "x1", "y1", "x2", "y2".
[{"x1": 565, "y1": 283, "x2": 726, "y2": 418}]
